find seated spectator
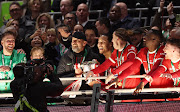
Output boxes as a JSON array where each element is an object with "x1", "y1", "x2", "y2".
[{"x1": 0, "y1": 31, "x2": 26, "y2": 93}]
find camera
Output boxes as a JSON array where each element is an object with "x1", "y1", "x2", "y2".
[{"x1": 13, "y1": 59, "x2": 54, "y2": 84}]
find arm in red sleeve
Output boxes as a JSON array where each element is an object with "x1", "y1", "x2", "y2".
[
  {"x1": 91, "y1": 59, "x2": 114, "y2": 74},
  {"x1": 141, "y1": 59, "x2": 164, "y2": 85},
  {"x1": 117, "y1": 59, "x2": 142, "y2": 80},
  {"x1": 171, "y1": 70, "x2": 180, "y2": 78},
  {"x1": 112, "y1": 53, "x2": 136, "y2": 74},
  {"x1": 142, "y1": 66, "x2": 166, "y2": 85}
]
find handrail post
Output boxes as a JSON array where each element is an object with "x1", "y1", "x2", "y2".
[
  {"x1": 91, "y1": 83, "x2": 101, "y2": 112},
  {"x1": 105, "y1": 90, "x2": 114, "y2": 112}
]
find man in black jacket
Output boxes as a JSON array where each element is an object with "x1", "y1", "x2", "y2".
[
  {"x1": 10, "y1": 63, "x2": 64, "y2": 112},
  {"x1": 57, "y1": 32, "x2": 101, "y2": 88}
]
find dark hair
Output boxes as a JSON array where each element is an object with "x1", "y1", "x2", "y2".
[
  {"x1": 146, "y1": 29, "x2": 164, "y2": 42},
  {"x1": 97, "y1": 17, "x2": 111, "y2": 30},
  {"x1": 9, "y1": 2, "x2": 22, "y2": 10},
  {"x1": 0, "y1": 31, "x2": 16, "y2": 41},
  {"x1": 114, "y1": 28, "x2": 129, "y2": 41},
  {"x1": 84, "y1": 25, "x2": 99, "y2": 37},
  {"x1": 166, "y1": 38, "x2": 180, "y2": 49},
  {"x1": 101, "y1": 33, "x2": 112, "y2": 42},
  {"x1": 13, "y1": 63, "x2": 26, "y2": 78}
]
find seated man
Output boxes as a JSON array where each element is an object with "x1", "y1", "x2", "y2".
[{"x1": 0, "y1": 31, "x2": 26, "y2": 93}]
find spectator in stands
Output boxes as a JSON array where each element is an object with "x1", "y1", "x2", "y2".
[
  {"x1": 25, "y1": 13, "x2": 55, "y2": 44},
  {"x1": 0, "y1": 2, "x2": 25, "y2": 40},
  {"x1": 5, "y1": 19, "x2": 25, "y2": 49},
  {"x1": 76, "y1": 3, "x2": 94, "y2": 29},
  {"x1": 57, "y1": 32, "x2": 101, "y2": 89},
  {"x1": 53, "y1": 0, "x2": 74, "y2": 25},
  {"x1": 63, "y1": 13, "x2": 77, "y2": 31},
  {"x1": 73, "y1": 24, "x2": 84, "y2": 34},
  {"x1": 44, "y1": 28, "x2": 59, "y2": 66},
  {"x1": 86, "y1": 28, "x2": 138, "y2": 89},
  {"x1": 108, "y1": 5, "x2": 121, "y2": 25},
  {"x1": 0, "y1": 31, "x2": 26, "y2": 93},
  {"x1": 56, "y1": 24, "x2": 72, "y2": 48},
  {"x1": 112, "y1": 2, "x2": 140, "y2": 30},
  {"x1": 129, "y1": 28, "x2": 145, "y2": 51},
  {"x1": 84, "y1": 26, "x2": 99, "y2": 54},
  {"x1": 95, "y1": 17, "x2": 111, "y2": 36},
  {"x1": 169, "y1": 27, "x2": 180, "y2": 39}
]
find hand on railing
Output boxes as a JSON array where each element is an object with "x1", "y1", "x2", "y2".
[
  {"x1": 133, "y1": 81, "x2": 144, "y2": 95},
  {"x1": 105, "y1": 78, "x2": 122, "y2": 89},
  {"x1": 105, "y1": 73, "x2": 114, "y2": 84}
]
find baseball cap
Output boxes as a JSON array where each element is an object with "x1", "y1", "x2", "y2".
[{"x1": 72, "y1": 32, "x2": 87, "y2": 41}]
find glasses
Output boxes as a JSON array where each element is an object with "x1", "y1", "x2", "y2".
[{"x1": 10, "y1": 8, "x2": 21, "y2": 13}]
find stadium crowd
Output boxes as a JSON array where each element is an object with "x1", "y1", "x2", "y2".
[{"x1": 0, "y1": 0, "x2": 180, "y2": 111}]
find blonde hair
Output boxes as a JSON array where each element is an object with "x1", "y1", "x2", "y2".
[
  {"x1": 6, "y1": 19, "x2": 19, "y2": 27},
  {"x1": 47, "y1": 28, "x2": 59, "y2": 45},
  {"x1": 30, "y1": 47, "x2": 44, "y2": 56},
  {"x1": 35, "y1": 13, "x2": 55, "y2": 29},
  {"x1": 28, "y1": 0, "x2": 42, "y2": 12}
]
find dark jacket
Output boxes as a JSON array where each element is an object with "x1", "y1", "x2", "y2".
[
  {"x1": 57, "y1": 46, "x2": 101, "y2": 77},
  {"x1": 111, "y1": 15, "x2": 141, "y2": 32},
  {"x1": 10, "y1": 73, "x2": 63, "y2": 112}
]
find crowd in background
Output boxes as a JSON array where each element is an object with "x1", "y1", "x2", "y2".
[{"x1": 0, "y1": 0, "x2": 180, "y2": 100}]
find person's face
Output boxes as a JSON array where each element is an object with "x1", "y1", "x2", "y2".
[
  {"x1": 60, "y1": 0, "x2": 73, "y2": 15},
  {"x1": 73, "y1": 25, "x2": 83, "y2": 34},
  {"x1": 98, "y1": 35, "x2": 111, "y2": 54},
  {"x1": 109, "y1": 6, "x2": 121, "y2": 22},
  {"x1": 85, "y1": 29, "x2": 96, "y2": 46},
  {"x1": 1, "y1": 34, "x2": 15, "y2": 52},
  {"x1": 95, "y1": 21, "x2": 103, "y2": 35},
  {"x1": 112, "y1": 32, "x2": 122, "y2": 50},
  {"x1": 47, "y1": 32, "x2": 56, "y2": 43},
  {"x1": 31, "y1": 36, "x2": 43, "y2": 47},
  {"x1": 76, "y1": 4, "x2": 89, "y2": 21},
  {"x1": 30, "y1": 0, "x2": 41, "y2": 12},
  {"x1": 10, "y1": 20, "x2": 19, "y2": 31},
  {"x1": 9, "y1": 4, "x2": 22, "y2": 19},
  {"x1": 130, "y1": 34, "x2": 143, "y2": 46},
  {"x1": 143, "y1": 33, "x2": 160, "y2": 49},
  {"x1": 31, "y1": 49, "x2": 44, "y2": 60},
  {"x1": 64, "y1": 13, "x2": 76, "y2": 29},
  {"x1": 163, "y1": 43, "x2": 178, "y2": 60},
  {"x1": 38, "y1": 16, "x2": 50, "y2": 29},
  {"x1": 71, "y1": 37, "x2": 87, "y2": 53}
]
